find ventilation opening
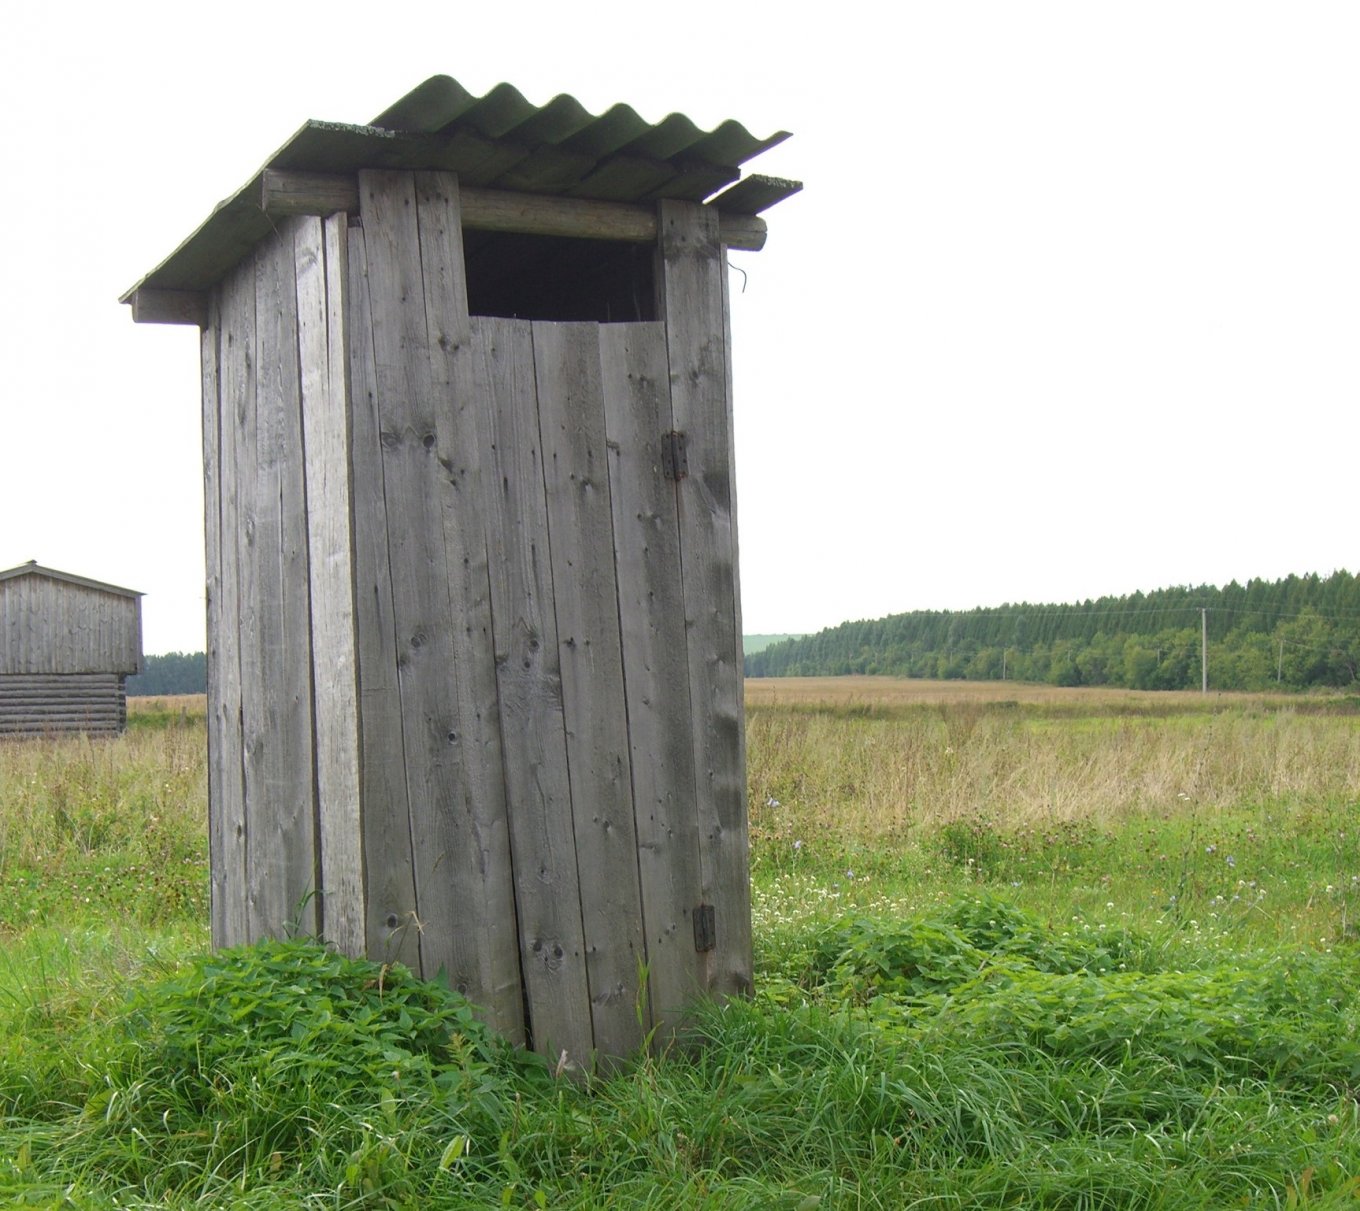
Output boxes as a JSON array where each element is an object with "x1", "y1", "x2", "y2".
[{"x1": 463, "y1": 230, "x2": 656, "y2": 323}]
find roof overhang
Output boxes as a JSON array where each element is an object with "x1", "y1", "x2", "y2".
[
  {"x1": 122, "y1": 77, "x2": 801, "y2": 321},
  {"x1": 0, "y1": 562, "x2": 143, "y2": 598}
]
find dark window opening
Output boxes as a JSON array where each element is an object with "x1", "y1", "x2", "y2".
[{"x1": 463, "y1": 230, "x2": 656, "y2": 323}]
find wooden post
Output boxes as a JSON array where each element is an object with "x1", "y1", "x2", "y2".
[{"x1": 657, "y1": 199, "x2": 753, "y2": 1002}]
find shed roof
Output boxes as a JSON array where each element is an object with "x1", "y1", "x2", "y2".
[
  {"x1": 0, "y1": 561, "x2": 143, "y2": 599},
  {"x1": 123, "y1": 76, "x2": 800, "y2": 301}
]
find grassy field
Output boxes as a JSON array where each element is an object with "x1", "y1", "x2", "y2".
[{"x1": 1, "y1": 679, "x2": 1357, "y2": 1208}]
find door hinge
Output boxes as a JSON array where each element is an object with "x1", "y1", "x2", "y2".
[
  {"x1": 693, "y1": 903, "x2": 716, "y2": 952},
  {"x1": 661, "y1": 430, "x2": 688, "y2": 481}
]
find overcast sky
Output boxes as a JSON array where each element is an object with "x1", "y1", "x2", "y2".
[{"x1": 2, "y1": 2, "x2": 1356, "y2": 654}]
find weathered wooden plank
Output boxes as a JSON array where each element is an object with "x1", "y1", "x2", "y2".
[
  {"x1": 531, "y1": 321, "x2": 646, "y2": 1060},
  {"x1": 470, "y1": 316, "x2": 594, "y2": 1065},
  {"x1": 720, "y1": 240, "x2": 749, "y2": 759},
  {"x1": 345, "y1": 190, "x2": 421, "y2": 972},
  {"x1": 246, "y1": 220, "x2": 317, "y2": 940},
  {"x1": 360, "y1": 168, "x2": 477, "y2": 982},
  {"x1": 200, "y1": 293, "x2": 228, "y2": 943},
  {"x1": 413, "y1": 171, "x2": 525, "y2": 1043},
  {"x1": 262, "y1": 169, "x2": 359, "y2": 217},
  {"x1": 214, "y1": 261, "x2": 252, "y2": 949},
  {"x1": 657, "y1": 200, "x2": 752, "y2": 1001},
  {"x1": 297, "y1": 213, "x2": 366, "y2": 955},
  {"x1": 130, "y1": 287, "x2": 209, "y2": 327},
  {"x1": 598, "y1": 322, "x2": 708, "y2": 1038}
]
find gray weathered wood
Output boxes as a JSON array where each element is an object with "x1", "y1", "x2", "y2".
[
  {"x1": 470, "y1": 315, "x2": 594, "y2": 1066},
  {"x1": 246, "y1": 220, "x2": 318, "y2": 940},
  {"x1": 361, "y1": 168, "x2": 480, "y2": 982},
  {"x1": 345, "y1": 185, "x2": 422, "y2": 972},
  {"x1": 0, "y1": 572, "x2": 141, "y2": 676},
  {"x1": 598, "y1": 322, "x2": 708, "y2": 1037},
  {"x1": 467, "y1": 186, "x2": 653, "y2": 241},
  {"x1": 0, "y1": 673, "x2": 127, "y2": 736},
  {"x1": 130, "y1": 287, "x2": 209, "y2": 326},
  {"x1": 297, "y1": 213, "x2": 366, "y2": 955},
  {"x1": 213, "y1": 260, "x2": 253, "y2": 949},
  {"x1": 261, "y1": 169, "x2": 358, "y2": 217},
  {"x1": 657, "y1": 200, "x2": 752, "y2": 1001},
  {"x1": 414, "y1": 172, "x2": 525, "y2": 1043},
  {"x1": 532, "y1": 321, "x2": 646, "y2": 1061},
  {"x1": 200, "y1": 297, "x2": 227, "y2": 939}
]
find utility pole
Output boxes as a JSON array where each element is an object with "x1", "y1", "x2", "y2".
[{"x1": 1201, "y1": 608, "x2": 1208, "y2": 694}]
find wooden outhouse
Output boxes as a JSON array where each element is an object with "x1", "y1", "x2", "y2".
[
  {"x1": 123, "y1": 76, "x2": 799, "y2": 1065},
  {"x1": 0, "y1": 562, "x2": 143, "y2": 736}
]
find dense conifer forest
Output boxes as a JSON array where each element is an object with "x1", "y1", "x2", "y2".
[
  {"x1": 746, "y1": 572, "x2": 1360, "y2": 691},
  {"x1": 126, "y1": 651, "x2": 207, "y2": 696}
]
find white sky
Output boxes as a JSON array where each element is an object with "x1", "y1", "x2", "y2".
[{"x1": 1, "y1": 2, "x2": 1356, "y2": 654}]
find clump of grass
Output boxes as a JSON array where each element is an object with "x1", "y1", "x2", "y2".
[{"x1": 5, "y1": 939, "x2": 551, "y2": 1206}]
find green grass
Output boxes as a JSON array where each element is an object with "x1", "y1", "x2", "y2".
[{"x1": 1, "y1": 694, "x2": 1358, "y2": 1208}]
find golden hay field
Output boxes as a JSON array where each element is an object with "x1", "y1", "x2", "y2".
[
  {"x1": 127, "y1": 693, "x2": 206, "y2": 715},
  {"x1": 743, "y1": 675, "x2": 1307, "y2": 710},
  {"x1": 131, "y1": 678, "x2": 1335, "y2": 717}
]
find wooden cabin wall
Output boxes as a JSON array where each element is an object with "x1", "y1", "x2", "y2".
[{"x1": 0, "y1": 575, "x2": 141, "y2": 675}]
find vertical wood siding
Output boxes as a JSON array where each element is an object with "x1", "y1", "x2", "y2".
[
  {"x1": 203, "y1": 170, "x2": 751, "y2": 1063},
  {"x1": 350, "y1": 170, "x2": 525, "y2": 1040},
  {"x1": 298, "y1": 214, "x2": 366, "y2": 957},
  {"x1": 598, "y1": 323, "x2": 708, "y2": 1035},
  {"x1": 205, "y1": 222, "x2": 318, "y2": 948},
  {"x1": 0, "y1": 576, "x2": 140, "y2": 675}
]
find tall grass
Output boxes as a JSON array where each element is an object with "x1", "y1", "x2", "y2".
[
  {"x1": 1, "y1": 684, "x2": 1357, "y2": 1208},
  {"x1": 747, "y1": 699, "x2": 1360, "y2": 833},
  {"x1": 0, "y1": 721, "x2": 207, "y2": 935}
]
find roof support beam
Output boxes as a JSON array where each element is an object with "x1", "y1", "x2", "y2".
[
  {"x1": 129, "y1": 288, "x2": 209, "y2": 327},
  {"x1": 126, "y1": 170, "x2": 773, "y2": 325},
  {"x1": 260, "y1": 170, "x2": 768, "y2": 251}
]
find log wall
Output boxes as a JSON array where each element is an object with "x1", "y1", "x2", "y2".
[{"x1": 0, "y1": 673, "x2": 128, "y2": 736}]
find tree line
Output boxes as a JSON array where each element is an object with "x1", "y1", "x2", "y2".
[
  {"x1": 127, "y1": 651, "x2": 206, "y2": 696},
  {"x1": 745, "y1": 572, "x2": 1360, "y2": 691}
]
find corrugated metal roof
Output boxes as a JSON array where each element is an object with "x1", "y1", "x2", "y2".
[
  {"x1": 123, "y1": 76, "x2": 800, "y2": 300},
  {"x1": 0, "y1": 562, "x2": 143, "y2": 598}
]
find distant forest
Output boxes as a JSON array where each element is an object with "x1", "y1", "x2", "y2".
[
  {"x1": 745, "y1": 572, "x2": 1360, "y2": 691},
  {"x1": 127, "y1": 651, "x2": 206, "y2": 696}
]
